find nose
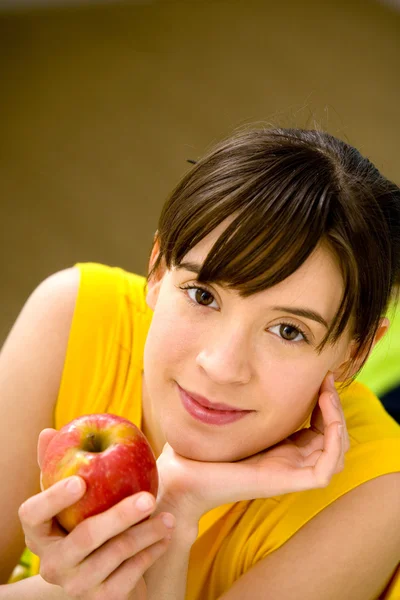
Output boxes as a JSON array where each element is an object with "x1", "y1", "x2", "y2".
[{"x1": 195, "y1": 324, "x2": 252, "y2": 385}]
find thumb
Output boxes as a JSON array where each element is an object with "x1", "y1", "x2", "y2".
[{"x1": 37, "y1": 428, "x2": 58, "y2": 470}]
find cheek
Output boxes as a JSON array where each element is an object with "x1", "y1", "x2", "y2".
[
  {"x1": 144, "y1": 304, "x2": 198, "y2": 371},
  {"x1": 259, "y1": 356, "x2": 329, "y2": 431}
]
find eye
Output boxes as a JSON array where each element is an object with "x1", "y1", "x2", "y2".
[
  {"x1": 179, "y1": 284, "x2": 219, "y2": 309},
  {"x1": 269, "y1": 323, "x2": 309, "y2": 344}
]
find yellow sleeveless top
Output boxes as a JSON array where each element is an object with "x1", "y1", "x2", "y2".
[{"x1": 14, "y1": 263, "x2": 400, "y2": 598}]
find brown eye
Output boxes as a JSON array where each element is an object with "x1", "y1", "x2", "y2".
[
  {"x1": 279, "y1": 324, "x2": 300, "y2": 341},
  {"x1": 194, "y1": 288, "x2": 214, "y2": 306}
]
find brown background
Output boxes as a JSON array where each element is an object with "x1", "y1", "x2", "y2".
[{"x1": 1, "y1": 0, "x2": 399, "y2": 344}]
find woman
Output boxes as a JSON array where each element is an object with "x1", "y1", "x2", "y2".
[{"x1": 1, "y1": 127, "x2": 400, "y2": 599}]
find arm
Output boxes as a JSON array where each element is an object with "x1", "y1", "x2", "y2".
[
  {"x1": 9, "y1": 430, "x2": 174, "y2": 600},
  {"x1": 0, "y1": 267, "x2": 79, "y2": 583},
  {"x1": 144, "y1": 518, "x2": 197, "y2": 600},
  {"x1": 0, "y1": 575, "x2": 68, "y2": 599},
  {"x1": 219, "y1": 473, "x2": 400, "y2": 600},
  {"x1": 142, "y1": 376, "x2": 348, "y2": 599}
]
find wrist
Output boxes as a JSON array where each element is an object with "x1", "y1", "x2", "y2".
[
  {"x1": 155, "y1": 500, "x2": 199, "y2": 546},
  {"x1": 172, "y1": 519, "x2": 198, "y2": 547}
]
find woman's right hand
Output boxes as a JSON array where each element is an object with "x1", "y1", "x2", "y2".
[{"x1": 17, "y1": 429, "x2": 175, "y2": 600}]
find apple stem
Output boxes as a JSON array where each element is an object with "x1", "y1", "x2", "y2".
[{"x1": 85, "y1": 432, "x2": 102, "y2": 453}]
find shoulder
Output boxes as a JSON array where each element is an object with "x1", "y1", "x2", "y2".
[
  {"x1": 216, "y1": 382, "x2": 400, "y2": 598},
  {"x1": 65, "y1": 263, "x2": 150, "y2": 345},
  {"x1": 3, "y1": 266, "x2": 81, "y2": 362},
  {"x1": 72, "y1": 262, "x2": 149, "y2": 315},
  {"x1": 234, "y1": 382, "x2": 400, "y2": 573},
  {"x1": 0, "y1": 265, "x2": 82, "y2": 411},
  {"x1": 53, "y1": 264, "x2": 150, "y2": 427},
  {"x1": 16, "y1": 262, "x2": 146, "y2": 345},
  {"x1": 222, "y1": 473, "x2": 400, "y2": 599},
  {"x1": 29, "y1": 266, "x2": 80, "y2": 314}
]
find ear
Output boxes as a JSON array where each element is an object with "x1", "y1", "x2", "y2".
[
  {"x1": 333, "y1": 317, "x2": 390, "y2": 381},
  {"x1": 146, "y1": 231, "x2": 166, "y2": 310}
]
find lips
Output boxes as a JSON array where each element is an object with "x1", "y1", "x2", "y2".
[
  {"x1": 181, "y1": 387, "x2": 246, "y2": 411},
  {"x1": 177, "y1": 384, "x2": 253, "y2": 426}
]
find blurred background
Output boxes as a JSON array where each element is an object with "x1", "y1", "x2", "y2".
[{"x1": 0, "y1": 0, "x2": 399, "y2": 418}]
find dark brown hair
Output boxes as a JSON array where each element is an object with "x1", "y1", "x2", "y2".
[{"x1": 149, "y1": 127, "x2": 400, "y2": 376}]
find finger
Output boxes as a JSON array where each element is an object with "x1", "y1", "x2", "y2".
[
  {"x1": 337, "y1": 394, "x2": 351, "y2": 453},
  {"x1": 326, "y1": 389, "x2": 346, "y2": 467},
  {"x1": 69, "y1": 512, "x2": 174, "y2": 592},
  {"x1": 294, "y1": 419, "x2": 342, "y2": 490},
  {"x1": 63, "y1": 492, "x2": 157, "y2": 567},
  {"x1": 325, "y1": 379, "x2": 350, "y2": 455},
  {"x1": 322, "y1": 371, "x2": 336, "y2": 394},
  {"x1": 311, "y1": 371, "x2": 336, "y2": 433},
  {"x1": 301, "y1": 448, "x2": 323, "y2": 468},
  {"x1": 297, "y1": 432, "x2": 324, "y2": 457},
  {"x1": 37, "y1": 429, "x2": 58, "y2": 470},
  {"x1": 313, "y1": 420, "x2": 343, "y2": 486},
  {"x1": 308, "y1": 388, "x2": 348, "y2": 475},
  {"x1": 317, "y1": 379, "x2": 343, "y2": 432},
  {"x1": 302, "y1": 440, "x2": 344, "y2": 474},
  {"x1": 18, "y1": 476, "x2": 86, "y2": 543},
  {"x1": 99, "y1": 537, "x2": 171, "y2": 598},
  {"x1": 340, "y1": 406, "x2": 346, "y2": 465}
]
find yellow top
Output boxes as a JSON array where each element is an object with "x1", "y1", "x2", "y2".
[{"x1": 15, "y1": 263, "x2": 400, "y2": 598}]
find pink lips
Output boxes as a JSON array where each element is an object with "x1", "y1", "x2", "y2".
[{"x1": 178, "y1": 384, "x2": 253, "y2": 426}]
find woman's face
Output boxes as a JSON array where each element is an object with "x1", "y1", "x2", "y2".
[{"x1": 143, "y1": 222, "x2": 353, "y2": 462}]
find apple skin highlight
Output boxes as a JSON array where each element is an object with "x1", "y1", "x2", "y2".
[{"x1": 41, "y1": 414, "x2": 159, "y2": 532}]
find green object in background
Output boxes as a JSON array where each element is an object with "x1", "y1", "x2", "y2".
[
  {"x1": 8, "y1": 547, "x2": 33, "y2": 583},
  {"x1": 356, "y1": 301, "x2": 400, "y2": 397}
]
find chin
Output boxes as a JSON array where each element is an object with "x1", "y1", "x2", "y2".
[
  {"x1": 166, "y1": 432, "x2": 221, "y2": 461},
  {"x1": 165, "y1": 429, "x2": 262, "y2": 463}
]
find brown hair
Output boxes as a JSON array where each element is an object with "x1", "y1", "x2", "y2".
[{"x1": 149, "y1": 127, "x2": 400, "y2": 376}]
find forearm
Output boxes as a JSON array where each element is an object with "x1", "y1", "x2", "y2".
[
  {"x1": 144, "y1": 522, "x2": 197, "y2": 600},
  {"x1": 0, "y1": 576, "x2": 69, "y2": 600}
]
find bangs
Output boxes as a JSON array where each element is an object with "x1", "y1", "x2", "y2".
[
  {"x1": 158, "y1": 147, "x2": 357, "y2": 353},
  {"x1": 149, "y1": 125, "x2": 400, "y2": 378}
]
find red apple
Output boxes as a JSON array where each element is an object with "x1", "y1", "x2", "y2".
[{"x1": 41, "y1": 413, "x2": 159, "y2": 532}]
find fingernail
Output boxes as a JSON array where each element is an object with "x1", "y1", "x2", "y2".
[
  {"x1": 136, "y1": 493, "x2": 154, "y2": 512},
  {"x1": 66, "y1": 477, "x2": 82, "y2": 493},
  {"x1": 330, "y1": 393, "x2": 339, "y2": 408},
  {"x1": 161, "y1": 513, "x2": 175, "y2": 529},
  {"x1": 337, "y1": 424, "x2": 343, "y2": 437}
]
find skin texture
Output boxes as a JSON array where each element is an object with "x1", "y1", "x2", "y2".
[
  {"x1": 142, "y1": 220, "x2": 388, "y2": 462},
  {"x1": 7, "y1": 222, "x2": 393, "y2": 599}
]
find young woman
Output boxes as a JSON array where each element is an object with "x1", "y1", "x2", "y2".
[{"x1": 1, "y1": 127, "x2": 399, "y2": 600}]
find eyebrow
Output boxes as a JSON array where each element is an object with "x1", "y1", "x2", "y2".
[
  {"x1": 177, "y1": 261, "x2": 330, "y2": 329},
  {"x1": 177, "y1": 261, "x2": 202, "y2": 274},
  {"x1": 271, "y1": 306, "x2": 329, "y2": 329}
]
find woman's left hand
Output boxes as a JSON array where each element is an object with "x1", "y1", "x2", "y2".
[{"x1": 156, "y1": 373, "x2": 350, "y2": 522}]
